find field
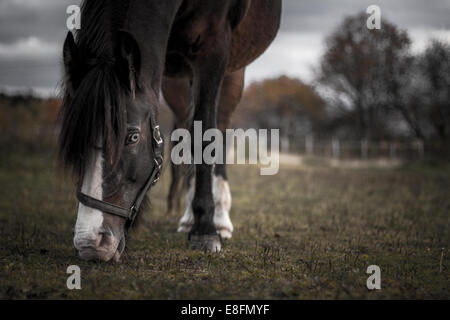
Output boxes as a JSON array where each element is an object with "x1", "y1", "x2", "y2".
[{"x1": 0, "y1": 150, "x2": 448, "y2": 299}]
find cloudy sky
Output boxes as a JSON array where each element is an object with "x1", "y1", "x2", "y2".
[{"x1": 0, "y1": 0, "x2": 449, "y2": 96}]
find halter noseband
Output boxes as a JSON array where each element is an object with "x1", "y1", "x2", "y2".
[{"x1": 77, "y1": 116, "x2": 164, "y2": 226}]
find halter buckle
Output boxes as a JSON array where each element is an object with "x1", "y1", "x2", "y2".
[
  {"x1": 152, "y1": 172, "x2": 161, "y2": 186},
  {"x1": 153, "y1": 126, "x2": 163, "y2": 145},
  {"x1": 130, "y1": 205, "x2": 138, "y2": 222},
  {"x1": 152, "y1": 156, "x2": 163, "y2": 186},
  {"x1": 154, "y1": 155, "x2": 163, "y2": 169}
]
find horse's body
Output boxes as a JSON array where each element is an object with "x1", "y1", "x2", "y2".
[{"x1": 59, "y1": 0, "x2": 281, "y2": 261}]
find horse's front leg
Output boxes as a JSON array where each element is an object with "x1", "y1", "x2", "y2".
[
  {"x1": 178, "y1": 68, "x2": 245, "y2": 240},
  {"x1": 188, "y1": 33, "x2": 231, "y2": 252}
]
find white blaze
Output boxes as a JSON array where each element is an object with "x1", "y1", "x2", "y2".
[{"x1": 73, "y1": 150, "x2": 104, "y2": 249}]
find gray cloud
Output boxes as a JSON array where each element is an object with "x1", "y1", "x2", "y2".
[
  {"x1": 0, "y1": 0, "x2": 77, "y2": 43},
  {"x1": 246, "y1": 0, "x2": 450, "y2": 84},
  {"x1": 280, "y1": 0, "x2": 450, "y2": 32},
  {"x1": 0, "y1": 0, "x2": 449, "y2": 95}
]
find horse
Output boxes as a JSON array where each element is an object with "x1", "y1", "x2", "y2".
[{"x1": 59, "y1": 0, "x2": 281, "y2": 261}]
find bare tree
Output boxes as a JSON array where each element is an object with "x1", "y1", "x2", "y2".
[
  {"x1": 317, "y1": 12, "x2": 411, "y2": 141},
  {"x1": 388, "y1": 39, "x2": 450, "y2": 143},
  {"x1": 421, "y1": 40, "x2": 450, "y2": 142}
]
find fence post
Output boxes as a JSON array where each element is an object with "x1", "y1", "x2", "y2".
[
  {"x1": 416, "y1": 139, "x2": 424, "y2": 159},
  {"x1": 389, "y1": 142, "x2": 396, "y2": 159},
  {"x1": 305, "y1": 135, "x2": 314, "y2": 156},
  {"x1": 332, "y1": 138, "x2": 340, "y2": 159},
  {"x1": 361, "y1": 139, "x2": 369, "y2": 159},
  {"x1": 281, "y1": 136, "x2": 290, "y2": 154}
]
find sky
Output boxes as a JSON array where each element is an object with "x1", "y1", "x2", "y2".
[{"x1": 0, "y1": 0, "x2": 449, "y2": 96}]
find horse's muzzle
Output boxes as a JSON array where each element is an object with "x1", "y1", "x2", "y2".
[{"x1": 74, "y1": 231, "x2": 123, "y2": 262}]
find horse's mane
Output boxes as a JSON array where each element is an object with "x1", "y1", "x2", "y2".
[{"x1": 58, "y1": 0, "x2": 130, "y2": 179}]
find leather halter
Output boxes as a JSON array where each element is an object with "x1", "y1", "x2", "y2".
[{"x1": 77, "y1": 115, "x2": 164, "y2": 225}]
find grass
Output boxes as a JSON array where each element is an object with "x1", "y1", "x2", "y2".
[{"x1": 0, "y1": 150, "x2": 448, "y2": 299}]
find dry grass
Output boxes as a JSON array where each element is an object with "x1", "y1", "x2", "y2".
[{"x1": 0, "y1": 150, "x2": 448, "y2": 299}]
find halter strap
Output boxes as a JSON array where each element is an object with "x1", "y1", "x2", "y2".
[{"x1": 77, "y1": 118, "x2": 164, "y2": 226}]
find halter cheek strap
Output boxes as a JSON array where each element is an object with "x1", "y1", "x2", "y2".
[{"x1": 77, "y1": 119, "x2": 164, "y2": 225}]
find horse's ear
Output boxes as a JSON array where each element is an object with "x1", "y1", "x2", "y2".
[
  {"x1": 63, "y1": 31, "x2": 83, "y2": 92},
  {"x1": 117, "y1": 31, "x2": 141, "y2": 97},
  {"x1": 229, "y1": 0, "x2": 251, "y2": 30},
  {"x1": 63, "y1": 31, "x2": 79, "y2": 74},
  {"x1": 117, "y1": 31, "x2": 141, "y2": 72}
]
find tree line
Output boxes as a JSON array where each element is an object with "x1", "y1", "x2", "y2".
[{"x1": 234, "y1": 12, "x2": 450, "y2": 154}]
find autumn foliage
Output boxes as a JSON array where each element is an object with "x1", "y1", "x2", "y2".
[
  {"x1": 233, "y1": 76, "x2": 326, "y2": 138},
  {"x1": 0, "y1": 92, "x2": 61, "y2": 152}
]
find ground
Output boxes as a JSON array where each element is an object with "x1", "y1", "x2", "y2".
[{"x1": 0, "y1": 150, "x2": 448, "y2": 299}]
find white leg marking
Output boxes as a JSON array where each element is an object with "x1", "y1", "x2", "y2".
[
  {"x1": 212, "y1": 175, "x2": 233, "y2": 239},
  {"x1": 177, "y1": 175, "x2": 234, "y2": 239},
  {"x1": 177, "y1": 178, "x2": 195, "y2": 233},
  {"x1": 73, "y1": 150, "x2": 104, "y2": 250}
]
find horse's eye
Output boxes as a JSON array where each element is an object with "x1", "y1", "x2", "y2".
[{"x1": 126, "y1": 132, "x2": 140, "y2": 145}]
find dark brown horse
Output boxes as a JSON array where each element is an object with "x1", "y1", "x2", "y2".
[{"x1": 59, "y1": 0, "x2": 281, "y2": 261}]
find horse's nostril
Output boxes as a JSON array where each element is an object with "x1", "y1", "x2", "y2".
[
  {"x1": 98, "y1": 232, "x2": 115, "y2": 249},
  {"x1": 95, "y1": 233, "x2": 104, "y2": 248},
  {"x1": 74, "y1": 232, "x2": 108, "y2": 250}
]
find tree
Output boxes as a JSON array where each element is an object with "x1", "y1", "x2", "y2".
[
  {"x1": 234, "y1": 76, "x2": 326, "y2": 139},
  {"x1": 388, "y1": 39, "x2": 450, "y2": 143},
  {"x1": 421, "y1": 40, "x2": 450, "y2": 142},
  {"x1": 317, "y1": 12, "x2": 411, "y2": 140}
]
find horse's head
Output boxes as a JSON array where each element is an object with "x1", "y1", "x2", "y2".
[{"x1": 59, "y1": 31, "x2": 163, "y2": 262}]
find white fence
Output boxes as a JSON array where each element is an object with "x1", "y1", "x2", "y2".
[{"x1": 280, "y1": 136, "x2": 426, "y2": 160}]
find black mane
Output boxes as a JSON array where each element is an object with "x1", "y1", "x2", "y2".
[{"x1": 58, "y1": 0, "x2": 130, "y2": 179}]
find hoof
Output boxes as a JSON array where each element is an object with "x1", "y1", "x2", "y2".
[
  {"x1": 218, "y1": 228, "x2": 232, "y2": 240},
  {"x1": 189, "y1": 234, "x2": 222, "y2": 252},
  {"x1": 177, "y1": 223, "x2": 192, "y2": 233}
]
